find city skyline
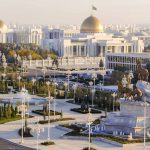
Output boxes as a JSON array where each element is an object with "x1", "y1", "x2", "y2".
[{"x1": 0, "y1": 0, "x2": 150, "y2": 25}]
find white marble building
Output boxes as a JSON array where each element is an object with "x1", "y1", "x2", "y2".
[
  {"x1": 0, "y1": 20, "x2": 13, "y2": 43},
  {"x1": 42, "y1": 15, "x2": 144, "y2": 58},
  {"x1": 20, "y1": 15, "x2": 145, "y2": 70},
  {"x1": 0, "y1": 20, "x2": 42, "y2": 45},
  {"x1": 106, "y1": 52, "x2": 150, "y2": 71},
  {"x1": 13, "y1": 26, "x2": 43, "y2": 46}
]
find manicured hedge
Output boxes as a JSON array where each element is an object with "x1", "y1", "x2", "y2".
[
  {"x1": 32, "y1": 110, "x2": 61, "y2": 116},
  {"x1": 18, "y1": 127, "x2": 33, "y2": 137},
  {"x1": 41, "y1": 141, "x2": 55, "y2": 146},
  {"x1": 39, "y1": 118, "x2": 75, "y2": 124},
  {"x1": 83, "y1": 147, "x2": 97, "y2": 150},
  {"x1": 70, "y1": 108, "x2": 101, "y2": 114}
]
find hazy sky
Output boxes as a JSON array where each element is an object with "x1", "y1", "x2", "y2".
[{"x1": 0, "y1": 0, "x2": 150, "y2": 25}]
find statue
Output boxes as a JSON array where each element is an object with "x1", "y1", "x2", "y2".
[
  {"x1": 117, "y1": 73, "x2": 143, "y2": 100},
  {"x1": 136, "y1": 81, "x2": 150, "y2": 99},
  {"x1": 136, "y1": 60, "x2": 149, "y2": 81}
]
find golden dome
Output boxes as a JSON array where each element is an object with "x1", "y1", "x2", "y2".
[
  {"x1": 80, "y1": 15, "x2": 103, "y2": 33},
  {"x1": 0, "y1": 20, "x2": 7, "y2": 30}
]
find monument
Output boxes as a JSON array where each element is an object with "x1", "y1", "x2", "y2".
[{"x1": 93, "y1": 61, "x2": 150, "y2": 138}]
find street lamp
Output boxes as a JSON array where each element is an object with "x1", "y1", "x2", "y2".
[
  {"x1": 17, "y1": 75, "x2": 22, "y2": 91},
  {"x1": 64, "y1": 82, "x2": 68, "y2": 99},
  {"x1": 32, "y1": 78, "x2": 36, "y2": 95},
  {"x1": 143, "y1": 96, "x2": 147, "y2": 149},
  {"x1": 89, "y1": 81, "x2": 93, "y2": 107},
  {"x1": 91, "y1": 73, "x2": 97, "y2": 107},
  {"x1": 111, "y1": 92, "x2": 117, "y2": 112},
  {"x1": 99, "y1": 81, "x2": 103, "y2": 91},
  {"x1": 88, "y1": 108, "x2": 92, "y2": 150},
  {"x1": 67, "y1": 70, "x2": 71, "y2": 92},
  {"x1": 14, "y1": 53, "x2": 17, "y2": 65},
  {"x1": 53, "y1": 82, "x2": 58, "y2": 120},
  {"x1": 42, "y1": 68, "x2": 47, "y2": 83},
  {"x1": 32, "y1": 117, "x2": 44, "y2": 150},
  {"x1": 2, "y1": 54, "x2": 7, "y2": 74},
  {"x1": 3, "y1": 62, "x2": 7, "y2": 74},
  {"x1": 73, "y1": 83, "x2": 78, "y2": 103},
  {"x1": 100, "y1": 73, "x2": 105, "y2": 86},
  {"x1": 75, "y1": 67, "x2": 80, "y2": 83},
  {"x1": 2, "y1": 73, "x2": 6, "y2": 93},
  {"x1": 46, "y1": 81, "x2": 51, "y2": 142},
  {"x1": 20, "y1": 88, "x2": 27, "y2": 144}
]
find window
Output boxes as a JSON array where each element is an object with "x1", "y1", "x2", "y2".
[
  {"x1": 121, "y1": 46, "x2": 124, "y2": 53},
  {"x1": 128, "y1": 46, "x2": 131, "y2": 53},
  {"x1": 73, "y1": 46, "x2": 77, "y2": 56},
  {"x1": 97, "y1": 46, "x2": 101, "y2": 56},
  {"x1": 81, "y1": 46, "x2": 84, "y2": 56}
]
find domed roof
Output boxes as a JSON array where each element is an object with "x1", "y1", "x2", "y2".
[
  {"x1": 80, "y1": 15, "x2": 103, "y2": 33},
  {"x1": 0, "y1": 20, "x2": 7, "y2": 30}
]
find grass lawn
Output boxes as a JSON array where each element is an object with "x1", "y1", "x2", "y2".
[
  {"x1": 0, "y1": 115, "x2": 33, "y2": 124},
  {"x1": 0, "y1": 116, "x2": 22, "y2": 124}
]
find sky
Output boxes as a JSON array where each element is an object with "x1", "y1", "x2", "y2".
[{"x1": 0, "y1": 0, "x2": 150, "y2": 25}]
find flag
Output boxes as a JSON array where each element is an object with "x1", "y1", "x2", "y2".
[{"x1": 92, "y1": 5, "x2": 97, "y2": 11}]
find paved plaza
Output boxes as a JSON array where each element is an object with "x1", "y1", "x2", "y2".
[{"x1": 0, "y1": 98, "x2": 146, "y2": 150}]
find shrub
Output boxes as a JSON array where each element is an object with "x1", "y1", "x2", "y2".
[{"x1": 41, "y1": 141, "x2": 55, "y2": 146}]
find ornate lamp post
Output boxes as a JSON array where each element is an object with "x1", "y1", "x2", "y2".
[
  {"x1": 67, "y1": 70, "x2": 71, "y2": 92},
  {"x1": 91, "y1": 73, "x2": 97, "y2": 107},
  {"x1": 14, "y1": 53, "x2": 17, "y2": 65},
  {"x1": 73, "y1": 83, "x2": 78, "y2": 103},
  {"x1": 89, "y1": 81, "x2": 93, "y2": 107},
  {"x1": 88, "y1": 108, "x2": 92, "y2": 150},
  {"x1": 32, "y1": 78, "x2": 36, "y2": 95},
  {"x1": 2, "y1": 54, "x2": 7, "y2": 74},
  {"x1": 64, "y1": 82, "x2": 68, "y2": 99},
  {"x1": 32, "y1": 117, "x2": 44, "y2": 150},
  {"x1": 143, "y1": 96, "x2": 147, "y2": 149},
  {"x1": 75, "y1": 67, "x2": 80, "y2": 83},
  {"x1": 0, "y1": 51, "x2": 2, "y2": 63},
  {"x1": 2, "y1": 73, "x2": 6, "y2": 93},
  {"x1": 42, "y1": 68, "x2": 47, "y2": 83},
  {"x1": 53, "y1": 82, "x2": 58, "y2": 120},
  {"x1": 20, "y1": 88, "x2": 27, "y2": 144},
  {"x1": 111, "y1": 92, "x2": 117, "y2": 112},
  {"x1": 17, "y1": 54, "x2": 21, "y2": 65},
  {"x1": 46, "y1": 81, "x2": 51, "y2": 142},
  {"x1": 17, "y1": 75, "x2": 22, "y2": 91}
]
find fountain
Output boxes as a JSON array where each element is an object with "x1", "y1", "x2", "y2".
[{"x1": 1, "y1": 88, "x2": 47, "y2": 105}]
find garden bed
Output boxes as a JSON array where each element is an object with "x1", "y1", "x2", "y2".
[
  {"x1": 83, "y1": 147, "x2": 97, "y2": 150},
  {"x1": 41, "y1": 141, "x2": 55, "y2": 146},
  {"x1": 60, "y1": 124, "x2": 150, "y2": 145},
  {"x1": 70, "y1": 108, "x2": 101, "y2": 114},
  {"x1": 39, "y1": 118, "x2": 75, "y2": 124},
  {"x1": 32, "y1": 110, "x2": 61, "y2": 116},
  {"x1": 18, "y1": 127, "x2": 33, "y2": 137}
]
